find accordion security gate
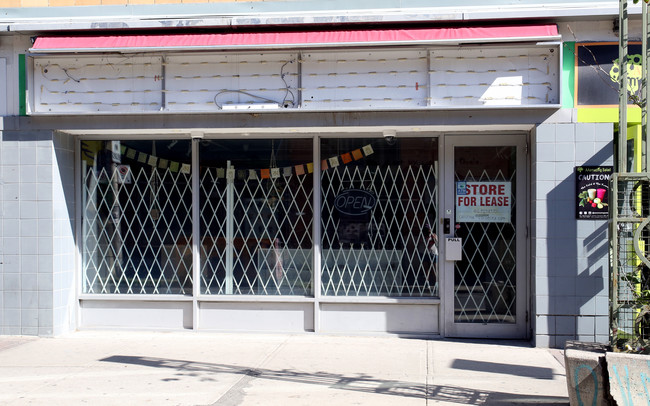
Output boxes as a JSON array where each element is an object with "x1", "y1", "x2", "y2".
[
  {"x1": 320, "y1": 164, "x2": 439, "y2": 297},
  {"x1": 79, "y1": 135, "x2": 526, "y2": 336},
  {"x1": 82, "y1": 138, "x2": 437, "y2": 296},
  {"x1": 199, "y1": 162, "x2": 314, "y2": 296}
]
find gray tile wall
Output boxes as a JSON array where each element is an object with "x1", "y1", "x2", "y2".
[
  {"x1": 52, "y1": 132, "x2": 76, "y2": 336},
  {"x1": 533, "y1": 122, "x2": 613, "y2": 348},
  {"x1": 0, "y1": 130, "x2": 76, "y2": 336}
]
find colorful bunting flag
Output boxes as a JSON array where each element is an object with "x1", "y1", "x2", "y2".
[
  {"x1": 117, "y1": 143, "x2": 377, "y2": 178},
  {"x1": 283, "y1": 167, "x2": 292, "y2": 177}
]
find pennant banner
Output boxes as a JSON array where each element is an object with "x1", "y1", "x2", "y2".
[{"x1": 89, "y1": 143, "x2": 377, "y2": 179}]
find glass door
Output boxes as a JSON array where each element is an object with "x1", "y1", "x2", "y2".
[{"x1": 443, "y1": 135, "x2": 528, "y2": 338}]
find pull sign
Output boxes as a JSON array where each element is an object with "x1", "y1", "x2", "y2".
[{"x1": 446, "y1": 238, "x2": 462, "y2": 261}]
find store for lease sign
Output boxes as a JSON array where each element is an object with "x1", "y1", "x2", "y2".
[{"x1": 456, "y1": 181, "x2": 512, "y2": 223}]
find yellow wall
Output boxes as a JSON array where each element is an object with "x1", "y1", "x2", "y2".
[{"x1": 0, "y1": 0, "x2": 264, "y2": 6}]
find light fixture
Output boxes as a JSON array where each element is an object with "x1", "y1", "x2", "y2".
[
  {"x1": 383, "y1": 129, "x2": 397, "y2": 145},
  {"x1": 222, "y1": 103, "x2": 279, "y2": 110}
]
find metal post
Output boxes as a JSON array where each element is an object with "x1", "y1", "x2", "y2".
[
  {"x1": 226, "y1": 160, "x2": 234, "y2": 294},
  {"x1": 610, "y1": 174, "x2": 619, "y2": 348},
  {"x1": 192, "y1": 138, "x2": 200, "y2": 329},
  {"x1": 312, "y1": 136, "x2": 322, "y2": 333},
  {"x1": 620, "y1": 0, "x2": 629, "y2": 173},
  {"x1": 644, "y1": 1, "x2": 650, "y2": 172}
]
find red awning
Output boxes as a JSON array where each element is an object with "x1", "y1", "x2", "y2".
[{"x1": 30, "y1": 24, "x2": 559, "y2": 53}]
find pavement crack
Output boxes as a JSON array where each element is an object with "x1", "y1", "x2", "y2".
[
  {"x1": 208, "y1": 337, "x2": 290, "y2": 406},
  {"x1": 210, "y1": 369, "x2": 262, "y2": 406}
]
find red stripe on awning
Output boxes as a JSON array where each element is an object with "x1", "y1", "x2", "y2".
[{"x1": 30, "y1": 24, "x2": 559, "y2": 52}]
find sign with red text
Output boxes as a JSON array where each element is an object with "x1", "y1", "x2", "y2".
[
  {"x1": 456, "y1": 181, "x2": 511, "y2": 223},
  {"x1": 575, "y1": 166, "x2": 612, "y2": 220}
]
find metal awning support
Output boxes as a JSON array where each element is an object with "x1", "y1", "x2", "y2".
[
  {"x1": 644, "y1": 0, "x2": 650, "y2": 172},
  {"x1": 620, "y1": 0, "x2": 629, "y2": 173}
]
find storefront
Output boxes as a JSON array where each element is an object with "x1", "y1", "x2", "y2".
[
  {"x1": 18, "y1": 24, "x2": 563, "y2": 337},
  {"x1": 74, "y1": 129, "x2": 530, "y2": 336},
  {"x1": 2, "y1": 6, "x2": 618, "y2": 345}
]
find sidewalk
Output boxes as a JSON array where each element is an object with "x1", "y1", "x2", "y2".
[{"x1": 0, "y1": 331, "x2": 568, "y2": 405}]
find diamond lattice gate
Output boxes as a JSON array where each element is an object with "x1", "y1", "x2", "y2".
[
  {"x1": 200, "y1": 164, "x2": 314, "y2": 295},
  {"x1": 82, "y1": 159, "x2": 194, "y2": 295},
  {"x1": 320, "y1": 163, "x2": 439, "y2": 297},
  {"x1": 453, "y1": 146, "x2": 517, "y2": 324}
]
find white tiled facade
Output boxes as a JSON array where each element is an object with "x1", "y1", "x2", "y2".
[
  {"x1": 0, "y1": 1, "x2": 633, "y2": 347},
  {"x1": 533, "y1": 123, "x2": 613, "y2": 347}
]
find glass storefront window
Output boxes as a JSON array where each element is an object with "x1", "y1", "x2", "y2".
[
  {"x1": 320, "y1": 137, "x2": 439, "y2": 297},
  {"x1": 81, "y1": 136, "x2": 436, "y2": 298},
  {"x1": 82, "y1": 140, "x2": 193, "y2": 294},
  {"x1": 199, "y1": 139, "x2": 314, "y2": 295}
]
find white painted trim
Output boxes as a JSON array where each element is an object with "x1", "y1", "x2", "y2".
[
  {"x1": 75, "y1": 135, "x2": 83, "y2": 333},
  {"x1": 0, "y1": 58, "x2": 6, "y2": 116},
  {"x1": 27, "y1": 104, "x2": 563, "y2": 117},
  {"x1": 79, "y1": 295, "x2": 440, "y2": 305},
  {"x1": 80, "y1": 294, "x2": 193, "y2": 302},
  {"x1": 313, "y1": 135, "x2": 322, "y2": 333},
  {"x1": 196, "y1": 295, "x2": 315, "y2": 303},
  {"x1": 191, "y1": 138, "x2": 200, "y2": 329},
  {"x1": 319, "y1": 297, "x2": 441, "y2": 305}
]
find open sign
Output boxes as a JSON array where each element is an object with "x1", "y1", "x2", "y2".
[{"x1": 334, "y1": 189, "x2": 377, "y2": 216}]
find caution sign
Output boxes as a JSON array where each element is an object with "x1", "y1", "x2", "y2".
[
  {"x1": 116, "y1": 165, "x2": 132, "y2": 184},
  {"x1": 456, "y1": 181, "x2": 511, "y2": 223},
  {"x1": 575, "y1": 166, "x2": 612, "y2": 220}
]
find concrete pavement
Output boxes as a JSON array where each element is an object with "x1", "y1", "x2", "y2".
[{"x1": 0, "y1": 331, "x2": 569, "y2": 405}]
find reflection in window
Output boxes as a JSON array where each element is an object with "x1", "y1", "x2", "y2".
[{"x1": 320, "y1": 138, "x2": 439, "y2": 297}]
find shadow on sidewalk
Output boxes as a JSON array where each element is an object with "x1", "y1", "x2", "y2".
[{"x1": 101, "y1": 355, "x2": 568, "y2": 405}]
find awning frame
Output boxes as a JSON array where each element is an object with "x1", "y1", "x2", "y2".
[{"x1": 29, "y1": 24, "x2": 561, "y2": 54}]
